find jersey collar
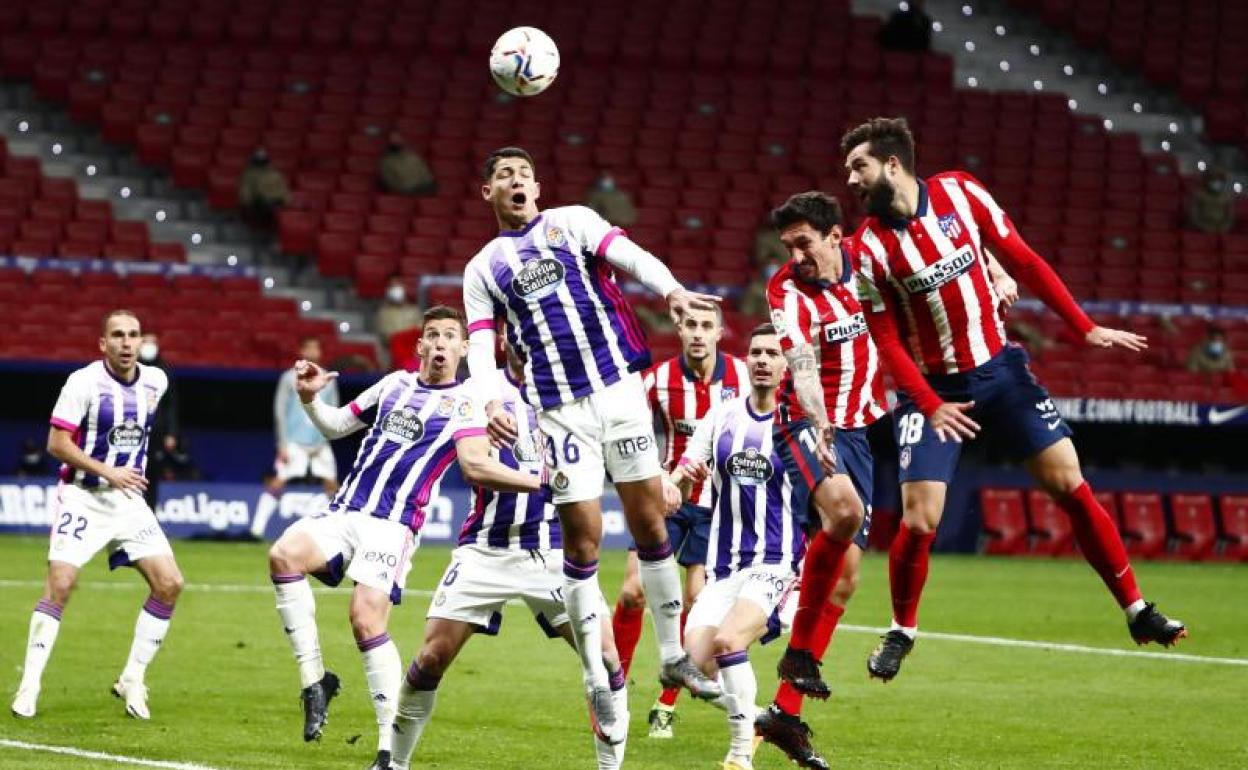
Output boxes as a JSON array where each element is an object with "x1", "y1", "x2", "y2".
[
  {"x1": 103, "y1": 360, "x2": 139, "y2": 386},
  {"x1": 878, "y1": 178, "x2": 929, "y2": 231},
  {"x1": 499, "y1": 213, "x2": 544, "y2": 238},
  {"x1": 680, "y1": 350, "x2": 726, "y2": 383},
  {"x1": 416, "y1": 377, "x2": 459, "y2": 390},
  {"x1": 745, "y1": 395, "x2": 774, "y2": 422}
]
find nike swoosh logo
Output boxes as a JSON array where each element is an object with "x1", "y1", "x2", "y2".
[
  {"x1": 1114, "y1": 566, "x2": 1130, "y2": 579},
  {"x1": 1207, "y1": 405, "x2": 1248, "y2": 425},
  {"x1": 1046, "y1": 419, "x2": 1062, "y2": 430}
]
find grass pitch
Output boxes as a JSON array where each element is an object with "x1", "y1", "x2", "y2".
[{"x1": 0, "y1": 537, "x2": 1244, "y2": 770}]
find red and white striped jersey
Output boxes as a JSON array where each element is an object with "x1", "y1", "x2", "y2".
[
  {"x1": 767, "y1": 243, "x2": 887, "y2": 430},
  {"x1": 853, "y1": 171, "x2": 1011, "y2": 375},
  {"x1": 643, "y1": 351, "x2": 748, "y2": 508}
]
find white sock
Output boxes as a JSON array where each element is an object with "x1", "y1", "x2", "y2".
[
  {"x1": 121, "y1": 596, "x2": 174, "y2": 682},
  {"x1": 1125, "y1": 599, "x2": 1147, "y2": 621},
  {"x1": 889, "y1": 620, "x2": 918, "y2": 640},
  {"x1": 717, "y1": 651, "x2": 757, "y2": 760},
  {"x1": 252, "y1": 491, "x2": 278, "y2": 538},
  {"x1": 564, "y1": 558, "x2": 609, "y2": 688},
  {"x1": 359, "y1": 634, "x2": 402, "y2": 752},
  {"x1": 637, "y1": 549, "x2": 684, "y2": 662},
  {"x1": 19, "y1": 600, "x2": 63, "y2": 691},
  {"x1": 391, "y1": 663, "x2": 440, "y2": 770},
  {"x1": 594, "y1": 673, "x2": 629, "y2": 770},
  {"x1": 273, "y1": 575, "x2": 324, "y2": 688}
]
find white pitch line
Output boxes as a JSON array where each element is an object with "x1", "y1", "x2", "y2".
[
  {"x1": 2, "y1": 579, "x2": 1245, "y2": 668},
  {"x1": 838, "y1": 624, "x2": 1248, "y2": 667},
  {"x1": 0, "y1": 738, "x2": 230, "y2": 770}
]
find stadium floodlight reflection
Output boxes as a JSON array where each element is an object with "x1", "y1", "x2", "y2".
[{"x1": 962, "y1": 4, "x2": 973, "y2": 16}]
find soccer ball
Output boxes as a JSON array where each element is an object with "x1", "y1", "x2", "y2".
[{"x1": 489, "y1": 26, "x2": 560, "y2": 97}]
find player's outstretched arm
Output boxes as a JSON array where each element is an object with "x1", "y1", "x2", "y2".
[
  {"x1": 454, "y1": 433, "x2": 543, "y2": 494},
  {"x1": 862, "y1": 309, "x2": 980, "y2": 443},
  {"x1": 596, "y1": 229, "x2": 722, "y2": 320},
  {"x1": 295, "y1": 360, "x2": 367, "y2": 439},
  {"x1": 1085, "y1": 325, "x2": 1148, "y2": 352},
  {"x1": 47, "y1": 426, "x2": 147, "y2": 494}
]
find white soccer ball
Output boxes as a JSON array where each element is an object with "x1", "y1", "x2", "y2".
[{"x1": 489, "y1": 26, "x2": 560, "y2": 97}]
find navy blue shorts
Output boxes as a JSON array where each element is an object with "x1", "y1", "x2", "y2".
[
  {"x1": 772, "y1": 419, "x2": 873, "y2": 550},
  {"x1": 629, "y1": 502, "x2": 712, "y2": 567},
  {"x1": 895, "y1": 344, "x2": 1073, "y2": 484}
]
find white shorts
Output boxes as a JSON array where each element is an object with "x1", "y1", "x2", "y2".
[
  {"x1": 427, "y1": 544, "x2": 571, "y2": 635},
  {"x1": 287, "y1": 511, "x2": 418, "y2": 603},
  {"x1": 686, "y1": 563, "x2": 798, "y2": 633},
  {"x1": 537, "y1": 372, "x2": 662, "y2": 504},
  {"x1": 49, "y1": 483, "x2": 174, "y2": 570},
  {"x1": 277, "y1": 442, "x2": 338, "y2": 482}
]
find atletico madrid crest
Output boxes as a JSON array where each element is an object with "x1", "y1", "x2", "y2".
[{"x1": 937, "y1": 213, "x2": 962, "y2": 240}]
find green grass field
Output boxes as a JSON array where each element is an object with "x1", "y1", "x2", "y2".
[{"x1": 0, "y1": 536, "x2": 1244, "y2": 770}]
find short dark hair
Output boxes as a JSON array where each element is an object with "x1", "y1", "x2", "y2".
[
  {"x1": 749, "y1": 322, "x2": 778, "y2": 342},
  {"x1": 770, "y1": 192, "x2": 843, "y2": 236},
  {"x1": 424, "y1": 304, "x2": 467, "y2": 335},
  {"x1": 101, "y1": 309, "x2": 139, "y2": 335},
  {"x1": 483, "y1": 147, "x2": 535, "y2": 180},
  {"x1": 840, "y1": 117, "x2": 916, "y2": 174}
]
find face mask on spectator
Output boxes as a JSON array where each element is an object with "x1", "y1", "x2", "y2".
[
  {"x1": 763, "y1": 262, "x2": 780, "y2": 279},
  {"x1": 387, "y1": 285, "x2": 406, "y2": 303},
  {"x1": 598, "y1": 176, "x2": 616, "y2": 192},
  {"x1": 1207, "y1": 340, "x2": 1226, "y2": 357},
  {"x1": 139, "y1": 342, "x2": 159, "y2": 362}
]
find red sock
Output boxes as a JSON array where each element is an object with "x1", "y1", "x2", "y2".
[
  {"x1": 656, "y1": 608, "x2": 689, "y2": 707},
  {"x1": 1057, "y1": 482, "x2": 1142, "y2": 608},
  {"x1": 790, "y1": 532, "x2": 851, "y2": 650},
  {"x1": 889, "y1": 524, "x2": 936, "y2": 628},
  {"x1": 612, "y1": 600, "x2": 645, "y2": 677},
  {"x1": 774, "y1": 602, "x2": 844, "y2": 716}
]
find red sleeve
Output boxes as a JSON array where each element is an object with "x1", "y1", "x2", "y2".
[
  {"x1": 766, "y1": 267, "x2": 814, "y2": 353},
  {"x1": 863, "y1": 307, "x2": 944, "y2": 417},
  {"x1": 955, "y1": 173, "x2": 1095, "y2": 336}
]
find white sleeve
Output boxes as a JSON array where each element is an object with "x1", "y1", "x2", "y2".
[
  {"x1": 345, "y1": 373, "x2": 393, "y2": 421},
  {"x1": 301, "y1": 399, "x2": 366, "y2": 440},
  {"x1": 463, "y1": 261, "x2": 503, "y2": 404},
  {"x1": 569, "y1": 205, "x2": 683, "y2": 299},
  {"x1": 50, "y1": 371, "x2": 89, "y2": 431},
  {"x1": 448, "y1": 391, "x2": 488, "y2": 439},
  {"x1": 678, "y1": 404, "x2": 717, "y2": 467}
]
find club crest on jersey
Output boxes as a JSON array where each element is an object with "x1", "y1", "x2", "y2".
[
  {"x1": 937, "y1": 213, "x2": 963, "y2": 240},
  {"x1": 545, "y1": 226, "x2": 566, "y2": 248},
  {"x1": 822, "y1": 313, "x2": 868, "y2": 344},
  {"x1": 380, "y1": 407, "x2": 425, "y2": 443},
  {"x1": 726, "y1": 447, "x2": 774, "y2": 486},
  {"x1": 457, "y1": 400, "x2": 473, "y2": 418},
  {"x1": 511, "y1": 257, "x2": 566, "y2": 301},
  {"x1": 107, "y1": 418, "x2": 145, "y2": 449},
  {"x1": 769, "y1": 309, "x2": 787, "y2": 336},
  {"x1": 552, "y1": 470, "x2": 570, "y2": 492},
  {"x1": 900, "y1": 446, "x2": 912, "y2": 470},
  {"x1": 436, "y1": 396, "x2": 456, "y2": 417},
  {"x1": 720, "y1": 387, "x2": 738, "y2": 401},
  {"x1": 144, "y1": 384, "x2": 160, "y2": 412},
  {"x1": 900, "y1": 244, "x2": 976, "y2": 294}
]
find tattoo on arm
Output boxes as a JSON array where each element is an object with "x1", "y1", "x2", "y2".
[{"x1": 784, "y1": 344, "x2": 829, "y2": 428}]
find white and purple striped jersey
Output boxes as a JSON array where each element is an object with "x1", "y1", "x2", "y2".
[
  {"x1": 680, "y1": 397, "x2": 806, "y2": 581},
  {"x1": 458, "y1": 370, "x2": 561, "y2": 551},
  {"x1": 463, "y1": 205, "x2": 651, "y2": 410},
  {"x1": 49, "y1": 361, "x2": 168, "y2": 488},
  {"x1": 331, "y1": 372, "x2": 485, "y2": 531}
]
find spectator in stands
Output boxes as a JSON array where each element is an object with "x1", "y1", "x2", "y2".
[
  {"x1": 237, "y1": 148, "x2": 289, "y2": 228},
  {"x1": 584, "y1": 171, "x2": 637, "y2": 226},
  {"x1": 139, "y1": 332, "x2": 180, "y2": 506},
  {"x1": 878, "y1": 0, "x2": 932, "y2": 52},
  {"x1": 1186, "y1": 168, "x2": 1235, "y2": 234},
  {"x1": 271, "y1": 337, "x2": 340, "y2": 497},
  {"x1": 753, "y1": 223, "x2": 787, "y2": 269},
  {"x1": 378, "y1": 133, "x2": 436, "y2": 196},
  {"x1": 376, "y1": 277, "x2": 423, "y2": 343},
  {"x1": 14, "y1": 438, "x2": 50, "y2": 477},
  {"x1": 1187, "y1": 326, "x2": 1236, "y2": 374}
]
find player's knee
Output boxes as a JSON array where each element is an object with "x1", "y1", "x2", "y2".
[
  {"x1": 818, "y1": 491, "x2": 862, "y2": 540},
  {"x1": 618, "y1": 579, "x2": 646, "y2": 609},
  {"x1": 630, "y1": 521, "x2": 668, "y2": 552},
  {"x1": 1037, "y1": 466, "x2": 1084, "y2": 498},
  {"x1": 151, "y1": 570, "x2": 184, "y2": 604},
  {"x1": 349, "y1": 605, "x2": 387, "y2": 642},
  {"x1": 563, "y1": 537, "x2": 601, "y2": 566},
  {"x1": 46, "y1": 575, "x2": 76, "y2": 606},
  {"x1": 710, "y1": 633, "x2": 743, "y2": 659},
  {"x1": 415, "y1": 639, "x2": 454, "y2": 678},
  {"x1": 267, "y1": 541, "x2": 300, "y2": 575}
]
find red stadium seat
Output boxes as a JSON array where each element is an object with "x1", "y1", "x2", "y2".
[
  {"x1": 979, "y1": 488, "x2": 1029, "y2": 555},
  {"x1": 1218, "y1": 495, "x2": 1248, "y2": 561},
  {"x1": 1168, "y1": 494, "x2": 1216, "y2": 561},
  {"x1": 1119, "y1": 493, "x2": 1167, "y2": 560},
  {"x1": 1025, "y1": 490, "x2": 1075, "y2": 555}
]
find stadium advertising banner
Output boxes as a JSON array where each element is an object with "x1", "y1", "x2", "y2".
[
  {"x1": 1054, "y1": 398, "x2": 1248, "y2": 426},
  {"x1": 0, "y1": 478, "x2": 634, "y2": 547}
]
